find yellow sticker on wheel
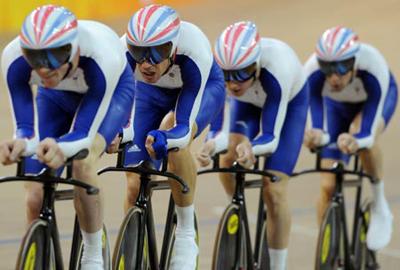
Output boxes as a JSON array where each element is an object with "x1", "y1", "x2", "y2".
[
  {"x1": 227, "y1": 214, "x2": 239, "y2": 235},
  {"x1": 118, "y1": 254, "x2": 125, "y2": 270},
  {"x1": 321, "y1": 224, "x2": 331, "y2": 264},
  {"x1": 102, "y1": 230, "x2": 106, "y2": 249},
  {"x1": 24, "y1": 242, "x2": 37, "y2": 270}
]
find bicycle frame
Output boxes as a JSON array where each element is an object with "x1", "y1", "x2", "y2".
[
  {"x1": 98, "y1": 143, "x2": 189, "y2": 270},
  {"x1": 198, "y1": 154, "x2": 278, "y2": 269},
  {"x1": 0, "y1": 150, "x2": 98, "y2": 270},
  {"x1": 292, "y1": 150, "x2": 377, "y2": 269}
]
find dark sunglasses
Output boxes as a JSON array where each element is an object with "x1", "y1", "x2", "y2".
[
  {"x1": 318, "y1": 57, "x2": 355, "y2": 76},
  {"x1": 127, "y1": 42, "x2": 173, "y2": 65},
  {"x1": 21, "y1": 44, "x2": 72, "y2": 69},
  {"x1": 223, "y1": 62, "x2": 257, "y2": 82}
]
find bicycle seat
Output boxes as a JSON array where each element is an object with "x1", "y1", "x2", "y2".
[{"x1": 136, "y1": 160, "x2": 156, "y2": 171}]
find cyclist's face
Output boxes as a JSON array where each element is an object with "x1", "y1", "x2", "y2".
[
  {"x1": 35, "y1": 62, "x2": 71, "y2": 88},
  {"x1": 34, "y1": 49, "x2": 79, "y2": 88},
  {"x1": 226, "y1": 77, "x2": 255, "y2": 97},
  {"x1": 326, "y1": 71, "x2": 353, "y2": 92},
  {"x1": 137, "y1": 58, "x2": 170, "y2": 83}
]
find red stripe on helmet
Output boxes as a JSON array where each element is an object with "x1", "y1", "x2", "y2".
[
  {"x1": 19, "y1": 34, "x2": 32, "y2": 47},
  {"x1": 136, "y1": 7, "x2": 146, "y2": 40},
  {"x1": 147, "y1": 17, "x2": 180, "y2": 43},
  {"x1": 223, "y1": 25, "x2": 234, "y2": 66},
  {"x1": 32, "y1": 9, "x2": 41, "y2": 44},
  {"x1": 236, "y1": 32, "x2": 259, "y2": 67},
  {"x1": 328, "y1": 26, "x2": 341, "y2": 55},
  {"x1": 141, "y1": 5, "x2": 160, "y2": 41},
  {"x1": 126, "y1": 29, "x2": 137, "y2": 43},
  {"x1": 229, "y1": 22, "x2": 246, "y2": 66},
  {"x1": 44, "y1": 19, "x2": 77, "y2": 46},
  {"x1": 336, "y1": 35, "x2": 358, "y2": 58},
  {"x1": 38, "y1": 5, "x2": 56, "y2": 44}
]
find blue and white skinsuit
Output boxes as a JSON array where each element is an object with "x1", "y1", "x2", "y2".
[
  {"x1": 121, "y1": 21, "x2": 226, "y2": 165},
  {"x1": 304, "y1": 43, "x2": 398, "y2": 162},
  {"x1": 1, "y1": 20, "x2": 135, "y2": 173},
  {"x1": 209, "y1": 38, "x2": 309, "y2": 175}
]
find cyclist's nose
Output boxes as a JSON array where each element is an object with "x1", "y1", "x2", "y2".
[{"x1": 227, "y1": 81, "x2": 240, "y2": 90}]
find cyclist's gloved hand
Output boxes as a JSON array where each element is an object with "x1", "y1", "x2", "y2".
[{"x1": 146, "y1": 130, "x2": 168, "y2": 160}]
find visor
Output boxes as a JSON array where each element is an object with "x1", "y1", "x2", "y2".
[
  {"x1": 127, "y1": 42, "x2": 173, "y2": 65},
  {"x1": 223, "y1": 62, "x2": 257, "y2": 82},
  {"x1": 318, "y1": 57, "x2": 355, "y2": 76},
  {"x1": 21, "y1": 44, "x2": 72, "y2": 69}
]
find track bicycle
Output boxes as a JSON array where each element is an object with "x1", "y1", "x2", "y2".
[
  {"x1": 198, "y1": 152, "x2": 279, "y2": 270},
  {"x1": 292, "y1": 148, "x2": 379, "y2": 270},
  {"x1": 98, "y1": 142, "x2": 199, "y2": 270},
  {"x1": 0, "y1": 149, "x2": 111, "y2": 270}
]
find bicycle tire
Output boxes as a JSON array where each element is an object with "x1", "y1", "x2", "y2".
[
  {"x1": 112, "y1": 207, "x2": 150, "y2": 270},
  {"x1": 256, "y1": 217, "x2": 270, "y2": 270},
  {"x1": 164, "y1": 213, "x2": 200, "y2": 269},
  {"x1": 72, "y1": 224, "x2": 111, "y2": 270},
  {"x1": 354, "y1": 200, "x2": 378, "y2": 270},
  {"x1": 315, "y1": 203, "x2": 341, "y2": 270},
  {"x1": 16, "y1": 219, "x2": 56, "y2": 270},
  {"x1": 212, "y1": 203, "x2": 248, "y2": 270}
]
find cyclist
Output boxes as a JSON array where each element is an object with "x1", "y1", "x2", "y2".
[
  {"x1": 303, "y1": 26, "x2": 397, "y2": 251},
  {"x1": 196, "y1": 21, "x2": 309, "y2": 270},
  {"x1": 114, "y1": 4, "x2": 225, "y2": 270},
  {"x1": 0, "y1": 5, "x2": 134, "y2": 269}
]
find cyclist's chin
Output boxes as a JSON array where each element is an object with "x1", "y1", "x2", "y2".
[
  {"x1": 42, "y1": 78, "x2": 60, "y2": 89},
  {"x1": 141, "y1": 73, "x2": 160, "y2": 83},
  {"x1": 229, "y1": 89, "x2": 246, "y2": 97},
  {"x1": 330, "y1": 84, "x2": 345, "y2": 92}
]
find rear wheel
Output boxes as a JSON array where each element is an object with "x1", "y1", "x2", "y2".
[
  {"x1": 16, "y1": 219, "x2": 56, "y2": 270},
  {"x1": 212, "y1": 204, "x2": 248, "y2": 270},
  {"x1": 112, "y1": 207, "x2": 150, "y2": 270},
  {"x1": 315, "y1": 203, "x2": 341, "y2": 270},
  {"x1": 354, "y1": 200, "x2": 379, "y2": 270}
]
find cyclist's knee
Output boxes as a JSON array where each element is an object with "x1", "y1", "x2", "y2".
[
  {"x1": 320, "y1": 176, "x2": 336, "y2": 200},
  {"x1": 220, "y1": 148, "x2": 236, "y2": 167},
  {"x1": 73, "y1": 134, "x2": 105, "y2": 181},
  {"x1": 126, "y1": 172, "x2": 140, "y2": 204},
  {"x1": 25, "y1": 184, "x2": 43, "y2": 218},
  {"x1": 263, "y1": 172, "x2": 289, "y2": 208}
]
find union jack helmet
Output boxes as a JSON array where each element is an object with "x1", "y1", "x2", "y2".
[
  {"x1": 19, "y1": 5, "x2": 78, "y2": 62},
  {"x1": 316, "y1": 26, "x2": 360, "y2": 61},
  {"x1": 214, "y1": 21, "x2": 261, "y2": 70},
  {"x1": 126, "y1": 4, "x2": 180, "y2": 55}
]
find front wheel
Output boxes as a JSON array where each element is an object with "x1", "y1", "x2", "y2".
[
  {"x1": 256, "y1": 217, "x2": 270, "y2": 270},
  {"x1": 212, "y1": 203, "x2": 249, "y2": 270},
  {"x1": 16, "y1": 219, "x2": 56, "y2": 270},
  {"x1": 315, "y1": 203, "x2": 341, "y2": 270},
  {"x1": 112, "y1": 207, "x2": 150, "y2": 270},
  {"x1": 354, "y1": 200, "x2": 379, "y2": 270}
]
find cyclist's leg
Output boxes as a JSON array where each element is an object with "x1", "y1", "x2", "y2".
[
  {"x1": 123, "y1": 82, "x2": 178, "y2": 211},
  {"x1": 220, "y1": 98, "x2": 261, "y2": 197},
  {"x1": 73, "y1": 65, "x2": 134, "y2": 268},
  {"x1": 24, "y1": 88, "x2": 78, "y2": 224},
  {"x1": 359, "y1": 75, "x2": 397, "y2": 250},
  {"x1": 262, "y1": 84, "x2": 307, "y2": 270},
  {"x1": 317, "y1": 97, "x2": 358, "y2": 223},
  {"x1": 168, "y1": 76, "x2": 225, "y2": 269},
  {"x1": 219, "y1": 133, "x2": 247, "y2": 197}
]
